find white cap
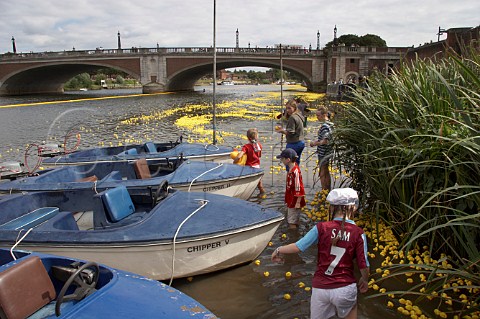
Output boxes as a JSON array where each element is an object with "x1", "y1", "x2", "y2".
[{"x1": 326, "y1": 188, "x2": 359, "y2": 206}]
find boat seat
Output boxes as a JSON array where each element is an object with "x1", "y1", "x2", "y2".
[
  {"x1": 0, "y1": 207, "x2": 60, "y2": 231},
  {"x1": 101, "y1": 186, "x2": 135, "y2": 223},
  {"x1": 0, "y1": 256, "x2": 56, "y2": 319},
  {"x1": 133, "y1": 158, "x2": 151, "y2": 179},
  {"x1": 144, "y1": 142, "x2": 157, "y2": 154},
  {"x1": 117, "y1": 148, "x2": 138, "y2": 156},
  {"x1": 77, "y1": 175, "x2": 98, "y2": 182},
  {"x1": 35, "y1": 211, "x2": 80, "y2": 231},
  {"x1": 99, "y1": 170, "x2": 122, "y2": 182}
]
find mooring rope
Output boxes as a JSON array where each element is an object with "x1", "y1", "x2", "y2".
[{"x1": 168, "y1": 199, "x2": 209, "y2": 286}]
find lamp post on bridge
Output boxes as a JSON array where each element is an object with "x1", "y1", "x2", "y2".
[
  {"x1": 11, "y1": 36, "x2": 16, "y2": 54},
  {"x1": 117, "y1": 31, "x2": 122, "y2": 50},
  {"x1": 236, "y1": 28, "x2": 239, "y2": 48},
  {"x1": 333, "y1": 25, "x2": 338, "y2": 46},
  {"x1": 317, "y1": 30, "x2": 320, "y2": 50}
]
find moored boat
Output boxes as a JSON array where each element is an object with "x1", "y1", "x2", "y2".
[
  {"x1": 0, "y1": 248, "x2": 216, "y2": 318},
  {"x1": 0, "y1": 186, "x2": 283, "y2": 281},
  {"x1": 218, "y1": 80, "x2": 234, "y2": 85},
  {"x1": 40, "y1": 141, "x2": 233, "y2": 166},
  {"x1": 0, "y1": 159, "x2": 264, "y2": 200}
]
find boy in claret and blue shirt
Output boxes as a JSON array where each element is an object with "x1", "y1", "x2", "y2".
[
  {"x1": 276, "y1": 148, "x2": 306, "y2": 229},
  {"x1": 271, "y1": 188, "x2": 370, "y2": 319}
]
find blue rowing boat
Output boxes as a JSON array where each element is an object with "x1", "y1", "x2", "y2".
[
  {"x1": 0, "y1": 248, "x2": 216, "y2": 318},
  {"x1": 41, "y1": 141, "x2": 233, "y2": 166},
  {"x1": 0, "y1": 159, "x2": 264, "y2": 200},
  {"x1": 0, "y1": 186, "x2": 283, "y2": 280}
]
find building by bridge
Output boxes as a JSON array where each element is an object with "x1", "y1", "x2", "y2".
[{"x1": 0, "y1": 45, "x2": 408, "y2": 96}]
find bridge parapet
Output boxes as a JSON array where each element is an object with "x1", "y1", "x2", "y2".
[{"x1": 0, "y1": 47, "x2": 324, "y2": 61}]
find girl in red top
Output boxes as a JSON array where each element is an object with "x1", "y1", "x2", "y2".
[
  {"x1": 234, "y1": 128, "x2": 266, "y2": 197},
  {"x1": 271, "y1": 188, "x2": 369, "y2": 319},
  {"x1": 276, "y1": 148, "x2": 306, "y2": 229}
]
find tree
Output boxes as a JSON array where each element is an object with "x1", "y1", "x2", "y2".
[
  {"x1": 324, "y1": 33, "x2": 387, "y2": 49},
  {"x1": 358, "y1": 34, "x2": 387, "y2": 47},
  {"x1": 116, "y1": 75, "x2": 125, "y2": 85},
  {"x1": 64, "y1": 73, "x2": 93, "y2": 90},
  {"x1": 94, "y1": 74, "x2": 107, "y2": 85}
]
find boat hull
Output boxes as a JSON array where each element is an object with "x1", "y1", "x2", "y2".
[
  {"x1": 0, "y1": 161, "x2": 263, "y2": 200},
  {"x1": 4, "y1": 218, "x2": 282, "y2": 280},
  {"x1": 173, "y1": 173, "x2": 262, "y2": 200}
]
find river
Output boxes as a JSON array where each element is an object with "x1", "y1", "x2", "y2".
[{"x1": 0, "y1": 85, "x2": 402, "y2": 319}]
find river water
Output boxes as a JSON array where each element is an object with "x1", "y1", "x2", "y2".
[{"x1": 0, "y1": 85, "x2": 402, "y2": 319}]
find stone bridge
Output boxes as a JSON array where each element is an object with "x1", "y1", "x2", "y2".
[
  {"x1": 0, "y1": 45, "x2": 409, "y2": 96},
  {"x1": 0, "y1": 47, "x2": 326, "y2": 96}
]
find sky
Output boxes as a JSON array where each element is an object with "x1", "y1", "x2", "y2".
[{"x1": 0, "y1": 0, "x2": 479, "y2": 54}]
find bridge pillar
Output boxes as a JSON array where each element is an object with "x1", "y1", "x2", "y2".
[
  {"x1": 140, "y1": 55, "x2": 167, "y2": 93},
  {"x1": 143, "y1": 82, "x2": 165, "y2": 93},
  {"x1": 310, "y1": 58, "x2": 326, "y2": 93}
]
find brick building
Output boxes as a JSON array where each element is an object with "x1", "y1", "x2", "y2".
[{"x1": 404, "y1": 26, "x2": 479, "y2": 62}]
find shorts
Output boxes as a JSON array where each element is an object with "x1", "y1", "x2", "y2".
[
  {"x1": 287, "y1": 207, "x2": 301, "y2": 225},
  {"x1": 317, "y1": 154, "x2": 332, "y2": 167},
  {"x1": 310, "y1": 283, "x2": 357, "y2": 319}
]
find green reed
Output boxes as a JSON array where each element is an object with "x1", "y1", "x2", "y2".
[{"x1": 333, "y1": 47, "x2": 479, "y2": 315}]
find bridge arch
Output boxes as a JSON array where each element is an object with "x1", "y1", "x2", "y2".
[
  {"x1": 0, "y1": 60, "x2": 140, "y2": 95},
  {"x1": 0, "y1": 60, "x2": 141, "y2": 96},
  {"x1": 167, "y1": 58, "x2": 314, "y2": 91},
  {"x1": 344, "y1": 71, "x2": 359, "y2": 83}
]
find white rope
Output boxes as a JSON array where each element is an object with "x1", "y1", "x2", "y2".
[
  {"x1": 92, "y1": 180, "x2": 98, "y2": 194},
  {"x1": 187, "y1": 163, "x2": 223, "y2": 192},
  {"x1": 204, "y1": 144, "x2": 220, "y2": 151},
  {"x1": 168, "y1": 199, "x2": 209, "y2": 286},
  {"x1": 54, "y1": 156, "x2": 63, "y2": 166},
  {"x1": 10, "y1": 228, "x2": 33, "y2": 260}
]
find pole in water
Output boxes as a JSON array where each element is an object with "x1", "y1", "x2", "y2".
[
  {"x1": 212, "y1": 0, "x2": 217, "y2": 145},
  {"x1": 279, "y1": 43, "x2": 284, "y2": 150},
  {"x1": 280, "y1": 43, "x2": 283, "y2": 108}
]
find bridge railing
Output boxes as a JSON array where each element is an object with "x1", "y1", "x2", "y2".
[{"x1": 0, "y1": 47, "x2": 325, "y2": 60}]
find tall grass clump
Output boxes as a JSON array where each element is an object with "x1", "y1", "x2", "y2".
[{"x1": 333, "y1": 48, "x2": 479, "y2": 315}]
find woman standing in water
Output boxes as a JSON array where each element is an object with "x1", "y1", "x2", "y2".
[{"x1": 275, "y1": 99, "x2": 305, "y2": 169}]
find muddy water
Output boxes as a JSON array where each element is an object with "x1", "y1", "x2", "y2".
[{"x1": 0, "y1": 85, "x2": 403, "y2": 319}]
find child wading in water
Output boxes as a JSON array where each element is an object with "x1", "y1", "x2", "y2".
[
  {"x1": 271, "y1": 188, "x2": 370, "y2": 319},
  {"x1": 310, "y1": 106, "x2": 334, "y2": 192},
  {"x1": 276, "y1": 148, "x2": 306, "y2": 229},
  {"x1": 234, "y1": 128, "x2": 266, "y2": 198}
]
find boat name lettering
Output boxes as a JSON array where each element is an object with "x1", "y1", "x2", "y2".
[
  {"x1": 187, "y1": 240, "x2": 229, "y2": 253},
  {"x1": 202, "y1": 183, "x2": 231, "y2": 192}
]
